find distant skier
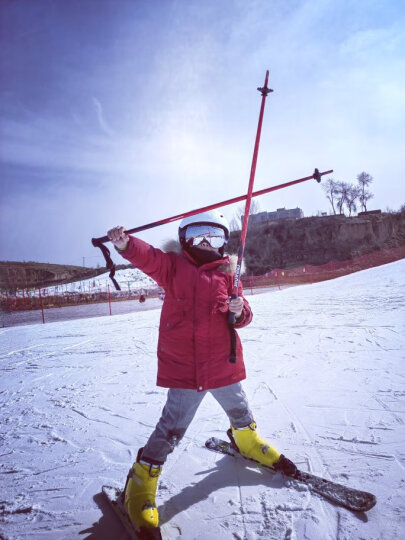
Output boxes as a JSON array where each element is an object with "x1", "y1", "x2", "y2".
[{"x1": 107, "y1": 210, "x2": 296, "y2": 535}]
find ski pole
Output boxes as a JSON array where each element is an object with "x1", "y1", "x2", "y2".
[
  {"x1": 227, "y1": 70, "x2": 272, "y2": 362},
  {"x1": 92, "y1": 169, "x2": 329, "y2": 246},
  {"x1": 92, "y1": 168, "x2": 331, "y2": 290}
]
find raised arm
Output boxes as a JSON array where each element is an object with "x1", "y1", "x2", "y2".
[{"x1": 107, "y1": 226, "x2": 175, "y2": 289}]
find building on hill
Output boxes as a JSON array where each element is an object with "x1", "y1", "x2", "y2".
[{"x1": 245, "y1": 207, "x2": 304, "y2": 227}]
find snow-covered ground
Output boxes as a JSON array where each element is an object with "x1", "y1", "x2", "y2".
[{"x1": 0, "y1": 260, "x2": 404, "y2": 540}]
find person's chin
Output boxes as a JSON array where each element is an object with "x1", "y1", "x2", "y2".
[{"x1": 188, "y1": 245, "x2": 222, "y2": 264}]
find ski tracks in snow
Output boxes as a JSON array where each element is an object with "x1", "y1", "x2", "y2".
[
  {"x1": 247, "y1": 379, "x2": 335, "y2": 538},
  {"x1": 1, "y1": 261, "x2": 405, "y2": 539},
  {"x1": 0, "y1": 315, "x2": 161, "y2": 539}
]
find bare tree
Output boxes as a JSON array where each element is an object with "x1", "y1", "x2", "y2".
[
  {"x1": 345, "y1": 185, "x2": 361, "y2": 216},
  {"x1": 249, "y1": 199, "x2": 261, "y2": 215},
  {"x1": 357, "y1": 172, "x2": 374, "y2": 212},
  {"x1": 230, "y1": 199, "x2": 261, "y2": 231},
  {"x1": 335, "y1": 181, "x2": 351, "y2": 215},
  {"x1": 230, "y1": 217, "x2": 241, "y2": 232},
  {"x1": 322, "y1": 177, "x2": 338, "y2": 214}
]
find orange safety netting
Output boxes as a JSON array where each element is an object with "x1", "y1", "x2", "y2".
[{"x1": 242, "y1": 245, "x2": 405, "y2": 289}]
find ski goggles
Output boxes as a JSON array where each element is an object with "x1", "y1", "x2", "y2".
[{"x1": 184, "y1": 225, "x2": 227, "y2": 249}]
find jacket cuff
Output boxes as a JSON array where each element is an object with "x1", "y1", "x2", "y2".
[
  {"x1": 234, "y1": 303, "x2": 252, "y2": 328},
  {"x1": 114, "y1": 237, "x2": 133, "y2": 255},
  {"x1": 114, "y1": 245, "x2": 128, "y2": 253},
  {"x1": 234, "y1": 309, "x2": 246, "y2": 326}
]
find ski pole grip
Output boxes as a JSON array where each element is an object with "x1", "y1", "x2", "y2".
[
  {"x1": 92, "y1": 234, "x2": 109, "y2": 245},
  {"x1": 228, "y1": 312, "x2": 236, "y2": 325},
  {"x1": 228, "y1": 294, "x2": 238, "y2": 325}
]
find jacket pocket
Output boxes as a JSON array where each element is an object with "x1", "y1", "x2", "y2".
[{"x1": 159, "y1": 298, "x2": 191, "y2": 332}]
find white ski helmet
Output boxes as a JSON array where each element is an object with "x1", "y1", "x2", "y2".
[{"x1": 178, "y1": 210, "x2": 230, "y2": 248}]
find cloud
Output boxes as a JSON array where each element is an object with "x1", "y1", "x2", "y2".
[
  {"x1": 340, "y1": 24, "x2": 404, "y2": 59},
  {"x1": 92, "y1": 97, "x2": 115, "y2": 137},
  {"x1": 1, "y1": 0, "x2": 404, "y2": 264}
]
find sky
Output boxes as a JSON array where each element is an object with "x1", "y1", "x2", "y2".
[{"x1": 1, "y1": 0, "x2": 404, "y2": 267}]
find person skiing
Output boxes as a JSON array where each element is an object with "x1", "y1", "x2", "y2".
[{"x1": 107, "y1": 210, "x2": 296, "y2": 535}]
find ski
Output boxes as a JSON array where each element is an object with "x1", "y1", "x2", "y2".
[
  {"x1": 102, "y1": 485, "x2": 162, "y2": 540},
  {"x1": 205, "y1": 437, "x2": 376, "y2": 513}
]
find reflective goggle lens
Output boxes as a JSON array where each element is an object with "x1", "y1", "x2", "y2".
[{"x1": 184, "y1": 225, "x2": 226, "y2": 248}]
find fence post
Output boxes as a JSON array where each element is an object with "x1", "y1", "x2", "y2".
[
  {"x1": 107, "y1": 284, "x2": 112, "y2": 315},
  {"x1": 38, "y1": 287, "x2": 45, "y2": 324},
  {"x1": 275, "y1": 271, "x2": 281, "y2": 291},
  {"x1": 304, "y1": 266, "x2": 312, "y2": 285}
]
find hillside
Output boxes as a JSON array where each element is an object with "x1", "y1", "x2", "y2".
[
  {"x1": 227, "y1": 211, "x2": 405, "y2": 274},
  {"x1": 1, "y1": 212, "x2": 404, "y2": 291},
  {"x1": 0, "y1": 261, "x2": 131, "y2": 290}
]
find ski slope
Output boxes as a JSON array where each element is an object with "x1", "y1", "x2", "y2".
[
  {"x1": 36, "y1": 267, "x2": 158, "y2": 296},
  {"x1": 0, "y1": 260, "x2": 404, "y2": 539}
]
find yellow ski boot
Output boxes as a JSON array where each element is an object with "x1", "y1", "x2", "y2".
[
  {"x1": 124, "y1": 449, "x2": 162, "y2": 535},
  {"x1": 228, "y1": 422, "x2": 297, "y2": 476}
]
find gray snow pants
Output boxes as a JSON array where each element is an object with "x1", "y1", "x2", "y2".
[{"x1": 141, "y1": 382, "x2": 253, "y2": 464}]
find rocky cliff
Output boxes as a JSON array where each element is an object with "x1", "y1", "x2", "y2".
[{"x1": 227, "y1": 212, "x2": 405, "y2": 274}]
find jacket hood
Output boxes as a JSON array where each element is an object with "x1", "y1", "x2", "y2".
[{"x1": 161, "y1": 239, "x2": 243, "y2": 275}]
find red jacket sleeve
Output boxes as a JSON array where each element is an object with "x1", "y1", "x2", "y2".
[{"x1": 117, "y1": 236, "x2": 175, "y2": 289}]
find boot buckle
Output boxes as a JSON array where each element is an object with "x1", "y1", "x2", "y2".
[{"x1": 147, "y1": 463, "x2": 161, "y2": 478}]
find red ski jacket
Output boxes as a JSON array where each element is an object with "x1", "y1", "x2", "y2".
[{"x1": 119, "y1": 236, "x2": 253, "y2": 391}]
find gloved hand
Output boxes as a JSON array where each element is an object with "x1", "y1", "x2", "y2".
[
  {"x1": 107, "y1": 226, "x2": 129, "y2": 250},
  {"x1": 228, "y1": 296, "x2": 244, "y2": 319}
]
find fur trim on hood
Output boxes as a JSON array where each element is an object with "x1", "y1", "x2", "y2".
[{"x1": 160, "y1": 239, "x2": 245, "y2": 275}]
